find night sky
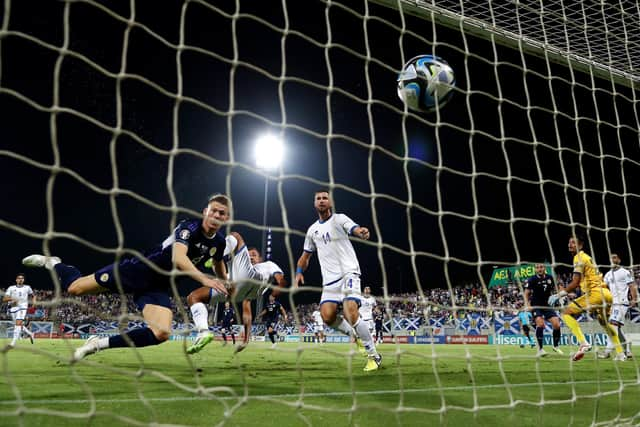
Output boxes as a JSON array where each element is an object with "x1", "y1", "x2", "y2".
[{"x1": 1, "y1": 0, "x2": 639, "y2": 302}]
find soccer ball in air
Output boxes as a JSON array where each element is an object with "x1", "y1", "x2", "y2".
[{"x1": 397, "y1": 55, "x2": 455, "y2": 113}]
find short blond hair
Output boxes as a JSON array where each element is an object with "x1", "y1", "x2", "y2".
[{"x1": 208, "y1": 193, "x2": 231, "y2": 207}]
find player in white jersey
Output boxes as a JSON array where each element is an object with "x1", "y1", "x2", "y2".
[
  {"x1": 311, "y1": 306, "x2": 325, "y2": 344},
  {"x1": 295, "y1": 190, "x2": 382, "y2": 372},
  {"x1": 2, "y1": 273, "x2": 36, "y2": 348},
  {"x1": 187, "y1": 231, "x2": 287, "y2": 354},
  {"x1": 359, "y1": 286, "x2": 377, "y2": 334},
  {"x1": 599, "y1": 253, "x2": 637, "y2": 359}
]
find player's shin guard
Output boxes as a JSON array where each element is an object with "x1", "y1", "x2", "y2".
[
  {"x1": 353, "y1": 319, "x2": 377, "y2": 356},
  {"x1": 54, "y1": 264, "x2": 82, "y2": 291},
  {"x1": 190, "y1": 302, "x2": 209, "y2": 332},
  {"x1": 268, "y1": 331, "x2": 276, "y2": 344},
  {"x1": 108, "y1": 327, "x2": 162, "y2": 348},
  {"x1": 535, "y1": 326, "x2": 544, "y2": 349},
  {"x1": 329, "y1": 315, "x2": 355, "y2": 337},
  {"x1": 552, "y1": 329, "x2": 561, "y2": 348},
  {"x1": 562, "y1": 314, "x2": 587, "y2": 345}
]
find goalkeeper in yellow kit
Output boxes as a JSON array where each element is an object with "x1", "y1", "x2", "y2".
[{"x1": 548, "y1": 236, "x2": 626, "y2": 362}]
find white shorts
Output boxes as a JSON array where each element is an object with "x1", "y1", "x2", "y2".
[
  {"x1": 314, "y1": 323, "x2": 324, "y2": 333},
  {"x1": 609, "y1": 304, "x2": 629, "y2": 325},
  {"x1": 320, "y1": 273, "x2": 362, "y2": 305},
  {"x1": 210, "y1": 246, "x2": 267, "y2": 304},
  {"x1": 10, "y1": 308, "x2": 27, "y2": 322}
]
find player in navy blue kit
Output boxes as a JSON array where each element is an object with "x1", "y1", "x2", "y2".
[
  {"x1": 220, "y1": 302, "x2": 236, "y2": 345},
  {"x1": 22, "y1": 194, "x2": 231, "y2": 360},
  {"x1": 258, "y1": 294, "x2": 287, "y2": 348},
  {"x1": 524, "y1": 263, "x2": 563, "y2": 357},
  {"x1": 373, "y1": 308, "x2": 384, "y2": 344}
]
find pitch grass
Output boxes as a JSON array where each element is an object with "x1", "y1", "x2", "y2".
[{"x1": 0, "y1": 340, "x2": 638, "y2": 427}]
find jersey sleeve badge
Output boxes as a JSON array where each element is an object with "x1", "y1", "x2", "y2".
[{"x1": 179, "y1": 229, "x2": 191, "y2": 241}]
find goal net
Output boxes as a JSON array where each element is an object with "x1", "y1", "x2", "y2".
[{"x1": 1, "y1": 0, "x2": 639, "y2": 425}]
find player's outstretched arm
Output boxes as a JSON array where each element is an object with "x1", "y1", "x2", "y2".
[
  {"x1": 352, "y1": 226, "x2": 370, "y2": 240},
  {"x1": 212, "y1": 258, "x2": 228, "y2": 280},
  {"x1": 173, "y1": 242, "x2": 228, "y2": 295},
  {"x1": 1, "y1": 290, "x2": 14, "y2": 304},
  {"x1": 630, "y1": 283, "x2": 638, "y2": 307},
  {"x1": 548, "y1": 273, "x2": 579, "y2": 306},
  {"x1": 271, "y1": 273, "x2": 287, "y2": 297},
  {"x1": 295, "y1": 252, "x2": 312, "y2": 288},
  {"x1": 523, "y1": 287, "x2": 531, "y2": 310}
]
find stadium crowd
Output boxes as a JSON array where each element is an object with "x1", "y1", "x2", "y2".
[{"x1": 1, "y1": 274, "x2": 589, "y2": 327}]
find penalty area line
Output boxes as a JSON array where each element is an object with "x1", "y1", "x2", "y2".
[{"x1": 0, "y1": 379, "x2": 637, "y2": 406}]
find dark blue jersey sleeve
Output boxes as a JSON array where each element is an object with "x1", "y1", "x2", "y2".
[{"x1": 174, "y1": 220, "x2": 200, "y2": 246}]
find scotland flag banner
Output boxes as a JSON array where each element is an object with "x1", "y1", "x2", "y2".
[
  {"x1": 494, "y1": 313, "x2": 520, "y2": 335},
  {"x1": 461, "y1": 313, "x2": 490, "y2": 335}
]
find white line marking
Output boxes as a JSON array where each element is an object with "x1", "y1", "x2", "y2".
[{"x1": 1, "y1": 379, "x2": 637, "y2": 405}]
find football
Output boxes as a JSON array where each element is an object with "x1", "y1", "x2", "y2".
[{"x1": 397, "y1": 55, "x2": 456, "y2": 113}]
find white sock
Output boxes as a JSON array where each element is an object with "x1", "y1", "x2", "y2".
[
  {"x1": 96, "y1": 337, "x2": 110, "y2": 349},
  {"x1": 353, "y1": 319, "x2": 377, "y2": 356},
  {"x1": 329, "y1": 315, "x2": 355, "y2": 337},
  {"x1": 11, "y1": 325, "x2": 21, "y2": 344},
  {"x1": 23, "y1": 327, "x2": 34, "y2": 338},
  {"x1": 190, "y1": 302, "x2": 210, "y2": 332},
  {"x1": 605, "y1": 334, "x2": 614, "y2": 352}
]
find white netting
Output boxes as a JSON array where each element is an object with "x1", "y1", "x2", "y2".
[{"x1": 1, "y1": 0, "x2": 639, "y2": 425}]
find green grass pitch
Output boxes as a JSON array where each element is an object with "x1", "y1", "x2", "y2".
[{"x1": 0, "y1": 340, "x2": 638, "y2": 426}]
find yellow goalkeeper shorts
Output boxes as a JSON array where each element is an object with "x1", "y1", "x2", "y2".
[{"x1": 565, "y1": 287, "x2": 612, "y2": 317}]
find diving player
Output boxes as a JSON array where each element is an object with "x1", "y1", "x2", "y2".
[{"x1": 22, "y1": 194, "x2": 230, "y2": 360}]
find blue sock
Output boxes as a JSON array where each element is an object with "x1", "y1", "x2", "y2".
[
  {"x1": 54, "y1": 264, "x2": 82, "y2": 290},
  {"x1": 108, "y1": 327, "x2": 162, "y2": 348}
]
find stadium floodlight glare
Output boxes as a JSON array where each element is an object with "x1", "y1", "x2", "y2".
[
  {"x1": 254, "y1": 134, "x2": 284, "y2": 170},
  {"x1": 253, "y1": 133, "x2": 285, "y2": 316}
]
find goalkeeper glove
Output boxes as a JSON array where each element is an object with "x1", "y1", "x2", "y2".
[{"x1": 548, "y1": 290, "x2": 568, "y2": 307}]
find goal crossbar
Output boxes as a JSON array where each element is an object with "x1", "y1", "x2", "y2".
[{"x1": 371, "y1": 0, "x2": 639, "y2": 88}]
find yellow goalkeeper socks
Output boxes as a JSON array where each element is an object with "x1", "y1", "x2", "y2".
[
  {"x1": 602, "y1": 323, "x2": 624, "y2": 354},
  {"x1": 562, "y1": 314, "x2": 587, "y2": 345}
]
